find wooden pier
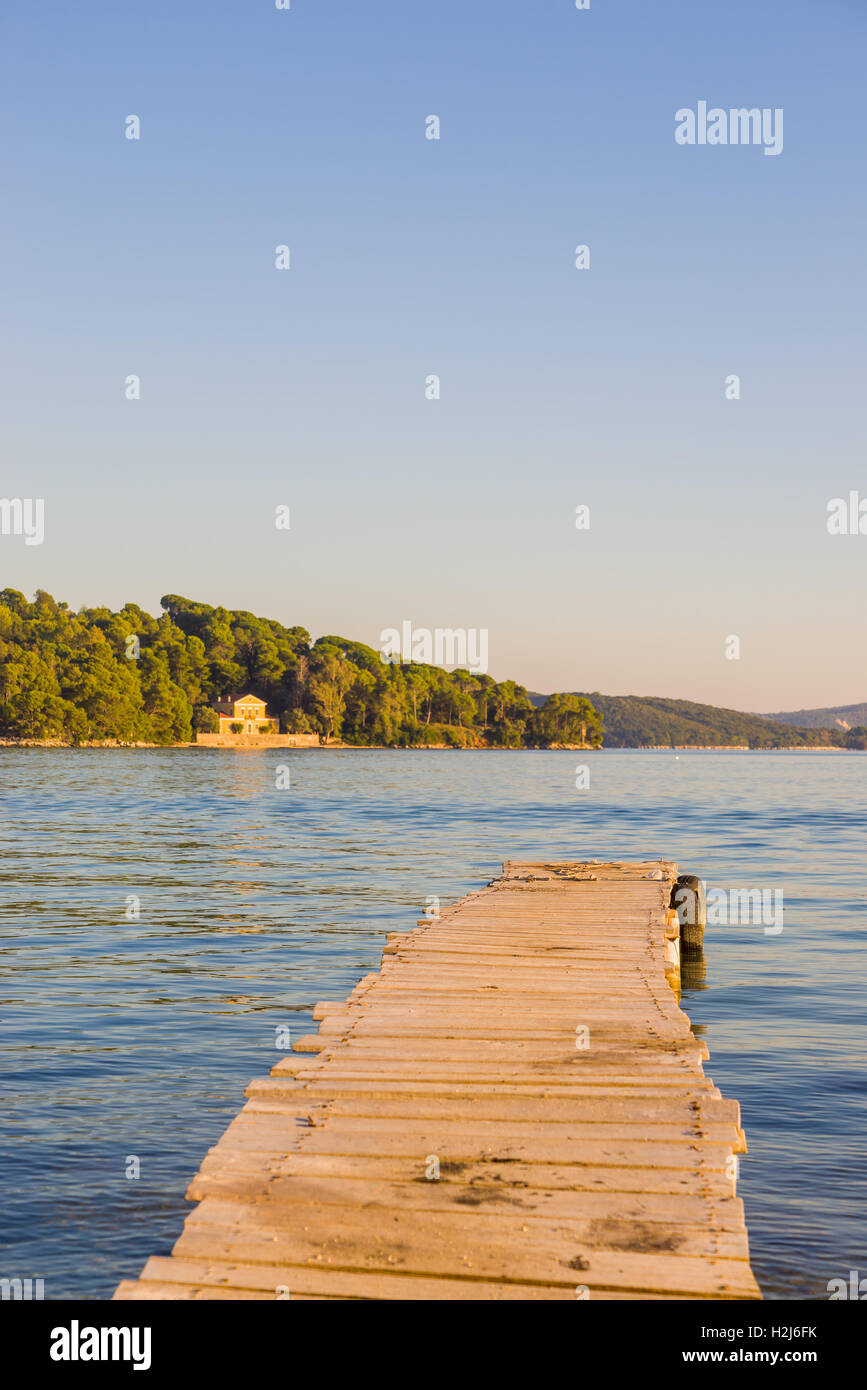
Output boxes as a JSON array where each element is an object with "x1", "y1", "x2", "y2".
[{"x1": 115, "y1": 861, "x2": 761, "y2": 1301}]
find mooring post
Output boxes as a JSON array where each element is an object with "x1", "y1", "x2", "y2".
[{"x1": 671, "y1": 873, "x2": 706, "y2": 954}]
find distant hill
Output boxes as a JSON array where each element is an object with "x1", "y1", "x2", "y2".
[
  {"x1": 759, "y1": 703, "x2": 867, "y2": 731},
  {"x1": 528, "y1": 692, "x2": 843, "y2": 748}
]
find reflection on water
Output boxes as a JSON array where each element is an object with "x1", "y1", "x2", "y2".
[
  {"x1": 1, "y1": 748, "x2": 865, "y2": 1299},
  {"x1": 681, "y1": 950, "x2": 707, "y2": 992}
]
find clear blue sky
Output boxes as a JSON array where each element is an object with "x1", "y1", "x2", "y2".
[{"x1": 2, "y1": 0, "x2": 865, "y2": 708}]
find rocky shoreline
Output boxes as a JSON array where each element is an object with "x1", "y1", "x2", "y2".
[{"x1": 0, "y1": 739, "x2": 850, "y2": 752}]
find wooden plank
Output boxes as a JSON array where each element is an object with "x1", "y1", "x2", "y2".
[
  {"x1": 172, "y1": 1224, "x2": 759, "y2": 1297},
  {"x1": 295, "y1": 1039, "x2": 710, "y2": 1060},
  {"x1": 179, "y1": 1194, "x2": 751, "y2": 1263},
  {"x1": 212, "y1": 1104, "x2": 744, "y2": 1145},
  {"x1": 118, "y1": 1257, "x2": 709, "y2": 1301},
  {"x1": 243, "y1": 1118, "x2": 743, "y2": 1153},
  {"x1": 207, "y1": 1120, "x2": 742, "y2": 1168},
  {"x1": 246, "y1": 1089, "x2": 740, "y2": 1125},
  {"x1": 249, "y1": 1079, "x2": 724, "y2": 1101},
  {"x1": 184, "y1": 1174, "x2": 749, "y2": 1232},
  {"x1": 193, "y1": 1149, "x2": 739, "y2": 1197}
]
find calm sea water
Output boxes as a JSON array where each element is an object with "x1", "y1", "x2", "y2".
[{"x1": 1, "y1": 748, "x2": 865, "y2": 1300}]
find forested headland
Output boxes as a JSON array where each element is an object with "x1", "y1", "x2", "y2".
[
  {"x1": 0, "y1": 590, "x2": 602, "y2": 748},
  {"x1": 529, "y1": 691, "x2": 867, "y2": 750}
]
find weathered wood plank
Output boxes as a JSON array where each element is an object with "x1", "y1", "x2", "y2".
[
  {"x1": 194, "y1": 1150, "x2": 739, "y2": 1197},
  {"x1": 119, "y1": 1256, "x2": 713, "y2": 1301},
  {"x1": 205, "y1": 1121, "x2": 742, "y2": 1168},
  {"x1": 184, "y1": 1174, "x2": 749, "y2": 1232},
  {"x1": 171, "y1": 1224, "x2": 759, "y2": 1297}
]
